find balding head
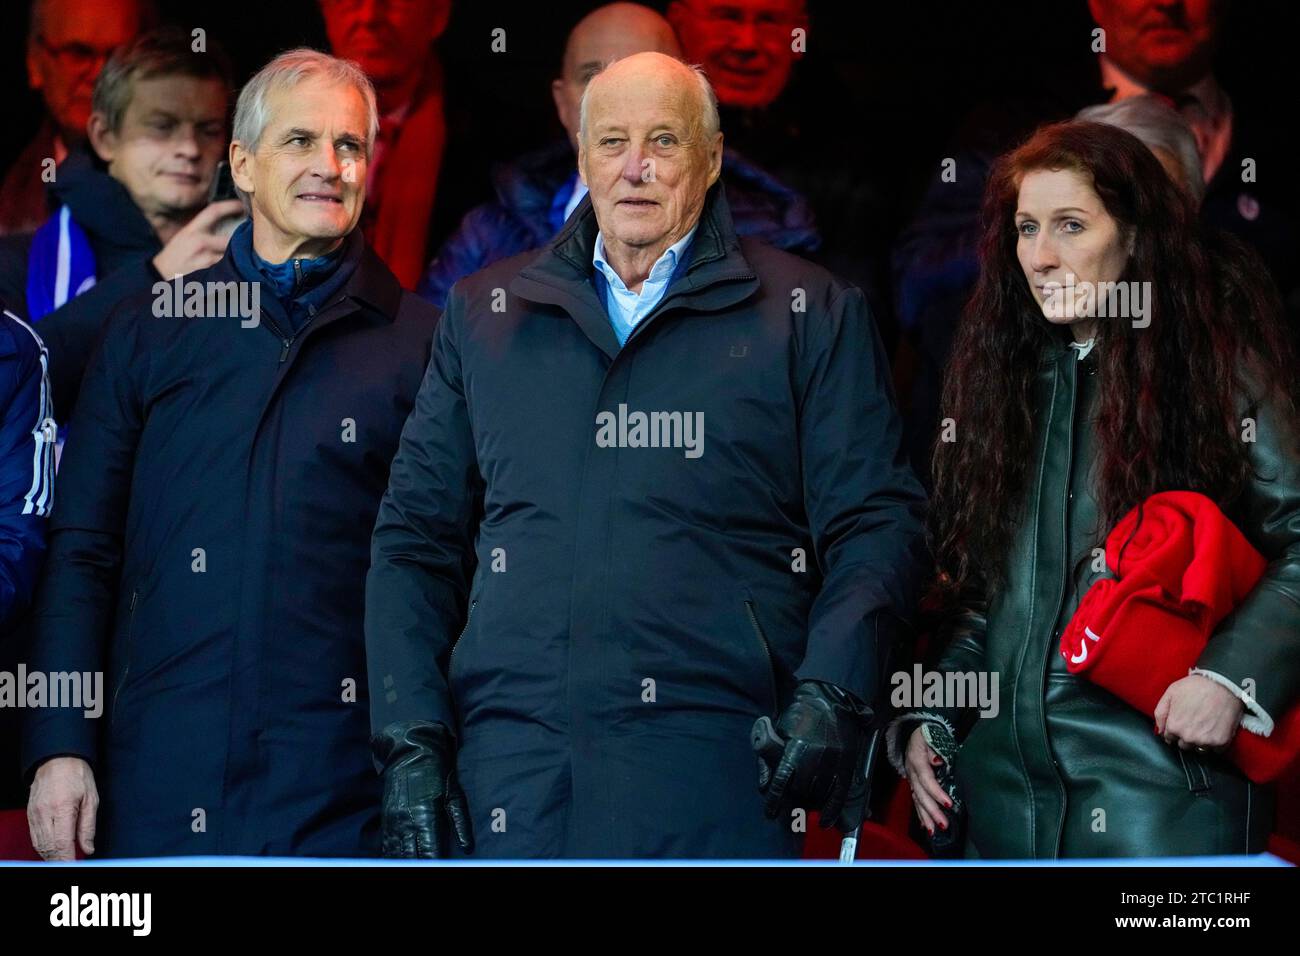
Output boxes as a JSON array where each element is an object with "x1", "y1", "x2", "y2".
[
  {"x1": 577, "y1": 52, "x2": 723, "y2": 280},
  {"x1": 580, "y1": 52, "x2": 720, "y2": 146},
  {"x1": 552, "y1": 3, "x2": 683, "y2": 151}
]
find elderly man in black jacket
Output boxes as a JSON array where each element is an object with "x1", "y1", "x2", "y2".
[
  {"x1": 366, "y1": 52, "x2": 925, "y2": 859},
  {"x1": 22, "y1": 49, "x2": 438, "y2": 859}
]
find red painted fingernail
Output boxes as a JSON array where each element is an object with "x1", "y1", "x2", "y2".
[
  {"x1": 926, "y1": 825, "x2": 933, "y2": 835},
  {"x1": 945, "y1": 799, "x2": 953, "y2": 808},
  {"x1": 938, "y1": 820, "x2": 947, "y2": 830}
]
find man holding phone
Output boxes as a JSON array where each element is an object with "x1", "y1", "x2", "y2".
[{"x1": 0, "y1": 26, "x2": 237, "y2": 420}]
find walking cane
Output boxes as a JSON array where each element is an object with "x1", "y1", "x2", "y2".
[
  {"x1": 837, "y1": 724, "x2": 882, "y2": 864},
  {"x1": 839, "y1": 614, "x2": 904, "y2": 864},
  {"x1": 751, "y1": 614, "x2": 908, "y2": 865}
]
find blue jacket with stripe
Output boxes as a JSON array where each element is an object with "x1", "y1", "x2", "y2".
[{"x1": 0, "y1": 308, "x2": 53, "y2": 634}]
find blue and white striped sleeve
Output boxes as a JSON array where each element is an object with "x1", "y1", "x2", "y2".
[{"x1": 0, "y1": 309, "x2": 54, "y2": 632}]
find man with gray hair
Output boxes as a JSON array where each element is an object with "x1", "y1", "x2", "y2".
[
  {"x1": 1077, "y1": 94, "x2": 1205, "y2": 205},
  {"x1": 367, "y1": 52, "x2": 924, "y2": 858},
  {"x1": 23, "y1": 48, "x2": 439, "y2": 858}
]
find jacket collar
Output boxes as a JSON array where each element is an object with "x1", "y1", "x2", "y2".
[
  {"x1": 304, "y1": 233, "x2": 404, "y2": 326},
  {"x1": 344, "y1": 243, "x2": 405, "y2": 321},
  {"x1": 1038, "y1": 332, "x2": 1102, "y2": 377},
  {"x1": 50, "y1": 147, "x2": 158, "y2": 257},
  {"x1": 220, "y1": 225, "x2": 402, "y2": 326},
  {"x1": 511, "y1": 181, "x2": 759, "y2": 361}
]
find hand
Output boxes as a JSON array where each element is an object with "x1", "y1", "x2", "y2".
[
  {"x1": 904, "y1": 725, "x2": 952, "y2": 837},
  {"x1": 28, "y1": 756, "x2": 98, "y2": 860},
  {"x1": 151, "y1": 200, "x2": 244, "y2": 280},
  {"x1": 372, "y1": 721, "x2": 474, "y2": 858},
  {"x1": 1155, "y1": 674, "x2": 1245, "y2": 752},
  {"x1": 755, "y1": 680, "x2": 872, "y2": 830}
]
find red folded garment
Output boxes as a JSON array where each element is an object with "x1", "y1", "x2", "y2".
[{"x1": 1060, "y1": 490, "x2": 1300, "y2": 783}]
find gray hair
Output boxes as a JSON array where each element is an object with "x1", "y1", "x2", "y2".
[
  {"x1": 1077, "y1": 94, "x2": 1205, "y2": 205},
  {"x1": 578, "y1": 57, "x2": 720, "y2": 143},
  {"x1": 232, "y1": 48, "x2": 379, "y2": 158},
  {"x1": 91, "y1": 25, "x2": 232, "y2": 134}
]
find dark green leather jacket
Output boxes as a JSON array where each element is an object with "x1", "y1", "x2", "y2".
[{"x1": 890, "y1": 339, "x2": 1300, "y2": 858}]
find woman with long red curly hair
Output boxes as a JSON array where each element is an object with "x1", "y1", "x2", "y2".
[{"x1": 887, "y1": 119, "x2": 1300, "y2": 858}]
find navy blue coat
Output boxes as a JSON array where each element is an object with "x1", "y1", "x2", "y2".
[
  {"x1": 367, "y1": 185, "x2": 926, "y2": 859},
  {"x1": 0, "y1": 309, "x2": 52, "y2": 632},
  {"x1": 22, "y1": 229, "x2": 438, "y2": 856}
]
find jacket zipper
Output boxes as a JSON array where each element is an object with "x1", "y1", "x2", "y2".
[
  {"x1": 448, "y1": 600, "x2": 477, "y2": 677},
  {"x1": 744, "y1": 599, "x2": 779, "y2": 717},
  {"x1": 260, "y1": 312, "x2": 295, "y2": 365},
  {"x1": 110, "y1": 588, "x2": 139, "y2": 725},
  {"x1": 261, "y1": 256, "x2": 327, "y2": 364},
  {"x1": 1041, "y1": 354, "x2": 1078, "y2": 855}
]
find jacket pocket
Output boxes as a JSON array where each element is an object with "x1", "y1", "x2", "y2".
[
  {"x1": 110, "y1": 588, "x2": 140, "y2": 727},
  {"x1": 743, "y1": 597, "x2": 779, "y2": 717},
  {"x1": 448, "y1": 600, "x2": 477, "y2": 688}
]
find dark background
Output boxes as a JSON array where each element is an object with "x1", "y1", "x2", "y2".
[{"x1": 3, "y1": 0, "x2": 1297, "y2": 258}]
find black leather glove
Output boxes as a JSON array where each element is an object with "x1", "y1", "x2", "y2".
[
  {"x1": 371, "y1": 720, "x2": 474, "y2": 858},
  {"x1": 752, "y1": 680, "x2": 873, "y2": 831}
]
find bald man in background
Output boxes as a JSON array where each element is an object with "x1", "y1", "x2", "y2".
[{"x1": 417, "y1": 1, "x2": 818, "y2": 308}]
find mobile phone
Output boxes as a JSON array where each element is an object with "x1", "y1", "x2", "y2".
[
  {"x1": 208, "y1": 161, "x2": 246, "y2": 236},
  {"x1": 208, "y1": 160, "x2": 239, "y2": 204}
]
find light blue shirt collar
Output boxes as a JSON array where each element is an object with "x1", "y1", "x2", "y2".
[{"x1": 592, "y1": 225, "x2": 698, "y2": 346}]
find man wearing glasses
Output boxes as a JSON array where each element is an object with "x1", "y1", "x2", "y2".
[{"x1": 1, "y1": 0, "x2": 152, "y2": 235}]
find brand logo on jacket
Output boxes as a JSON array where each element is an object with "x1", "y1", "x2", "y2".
[{"x1": 1066, "y1": 625, "x2": 1102, "y2": 664}]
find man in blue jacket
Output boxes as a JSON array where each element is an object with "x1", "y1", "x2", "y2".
[
  {"x1": 0, "y1": 27, "x2": 238, "y2": 421},
  {"x1": 0, "y1": 307, "x2": 54, "y2": 810},
  {"x1": 418, "y1": 2, "x2": 820, "y2": 309},
  {"x1": 23, "y1": 49, "x2": 438, "y2": 859},
  {"x1": 0, "y1": 309, "x2": 53, "y2": 631},
  {"x1": 367, "y1": 52, "x2": 925, "y2": 859}
]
